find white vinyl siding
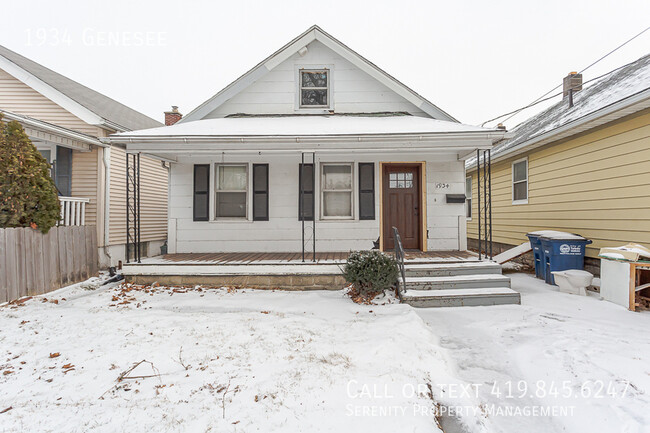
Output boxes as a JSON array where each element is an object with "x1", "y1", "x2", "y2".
[
  {"x1": 512, "y1": 158, "x2": 528, "y2": 204},
  {"x1": 168, "y1": 154, "x2": 467, "y2": 253},
  {"x1": 205, "y1": 41, "x2": 427, "y2": 118}
]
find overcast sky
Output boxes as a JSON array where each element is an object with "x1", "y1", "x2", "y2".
[{"x1": 1, "y1": 0, "x2": 648, "y2": 128}]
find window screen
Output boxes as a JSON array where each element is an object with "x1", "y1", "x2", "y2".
[
  {"x1": 55, "y1": 146, "x2": 72, "y2": 197},
  {"x1": 216, "y1": 164, "x2": 247, "y2": 218},
  {"x1": 358, "y1": 163, "x2": 375, "y2": 220},
  {"x1": 253, "y1": 164, "x2": 269, "y2": 221},
  {"x1": 298, "y1": 163, "x2": 314, "y2": 221},
  {"x1": 512, "y1": 159, "x2": 528, "y2": 202},
  {"x1": 322, "y1": 164, "x2": 353, "y2": 218},
  {"x1": 193, "y1": 164, "x2": 210, "y2": 221},
  {"x1": 300, "y1": 70, "x2": 328, "y2": 107}
]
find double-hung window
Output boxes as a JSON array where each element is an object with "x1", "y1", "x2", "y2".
[
  {"x1": 300, "y1": 69, "x2": 329, "y2": 107},
  {"x1": 465, "y1": 176, "x2": 472, "y2": 219},
  {"x1": 512, "y1": 158, "x2": 528, "y2": 204},
  {"x1": 321, "y1": 163, "x2": 353, "y2": 219},
  {"x1": 215, "y1": 164, "x2": 248, "y2": 218}
]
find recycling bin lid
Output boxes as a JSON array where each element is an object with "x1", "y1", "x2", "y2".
[{"x1": 531, "y1": 230, "x2": 586, "y2": 240}]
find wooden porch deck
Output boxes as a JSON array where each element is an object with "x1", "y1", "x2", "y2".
[{"x1": 139, "y1": 250, "x2": 478, "y2": 265}]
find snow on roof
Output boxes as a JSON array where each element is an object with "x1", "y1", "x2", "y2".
[
  {"x1": 114, "y1": 114, "x2": 496, "y2": 138},
  {"x1": 0, "y1": 45, "x2": 162, "y2": 131},
  {"x1": 468, "y1": 53, "x2": 650, "y2": 167}
]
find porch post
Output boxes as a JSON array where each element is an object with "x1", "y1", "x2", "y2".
[
  {"x1": 126, "y1": 153, "x2": 130, "y2": 263},
  {"x1": 488, "y1": 149, "x2": 492, "y2": 260},
  {"x1": 312, "y1": 151, "x2": 316, "y2": 263},
  {"x1": 301, "y1": 152, "x2": 305, "y2": 262},
  {"x1": 476, "y1": 150, "x2": 481, "y2": 260}
]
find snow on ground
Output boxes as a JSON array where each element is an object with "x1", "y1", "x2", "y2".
[
  {"x1": 0, "y1": 281, "x2": 486, "y2": 433},
  {"x1": 417, "y1": 273, "x2": 650, "y2": 433},
  {"x1": 2, "y1": 273, "x2": 649, "y2": 433}
]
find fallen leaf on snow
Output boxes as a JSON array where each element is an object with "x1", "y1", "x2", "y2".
[{"x1": 49, "y1": 353, "x2": 60, "y2": 358}]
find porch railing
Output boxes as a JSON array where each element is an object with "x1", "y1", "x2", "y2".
[
  {"x1": 58, "y1": 196, "x2": 90, "y2": 226},
  {"x1": 392, "y1": 226, "x2": 407, "y2": 298}
]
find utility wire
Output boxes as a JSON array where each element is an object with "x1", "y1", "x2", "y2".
[
  {"x1": 482, "y1": 26, "x2": 650, "y2": 127},
  {"x1": 480, "y1": 59, "x2": 641, "y2": 127}
]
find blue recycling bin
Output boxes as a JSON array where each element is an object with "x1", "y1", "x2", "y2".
[
  {"x1": 526, "y1": 233, "x2": 546, "y2": 279},
  {"x1": 540, "y1": 235, "x2": 592, "y2": 285}
]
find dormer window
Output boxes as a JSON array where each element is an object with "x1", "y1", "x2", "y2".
[{"x1": 300, "y1": 69, "x2": 329, "y2": 107}]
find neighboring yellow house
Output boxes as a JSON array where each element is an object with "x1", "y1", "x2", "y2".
[
  {"x1": 467, "y1": 54, "x2": 650, "y2": 274},
  {"x1": 0, "y1": 44, "x2": 169, "y2": 267}
]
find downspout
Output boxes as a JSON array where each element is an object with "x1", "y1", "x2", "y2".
[{"x1": 102, "y1": 146, "x2": 112, "y2": 264}]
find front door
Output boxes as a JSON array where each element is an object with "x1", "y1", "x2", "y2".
[{"x1": 382, "y1": 164, "x2": 421, "y2": 250}]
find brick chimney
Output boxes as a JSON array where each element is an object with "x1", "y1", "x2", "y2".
[
  {"x1": 164, "y1": 106, "x2": 182, "y2": 126},
  {"x1": 563, "y1": 72, "x2": 582, "y2": 98}
]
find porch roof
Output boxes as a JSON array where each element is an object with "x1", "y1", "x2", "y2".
[{"x1": 113, "y1": 114, "x2": 499, "y2": 139}]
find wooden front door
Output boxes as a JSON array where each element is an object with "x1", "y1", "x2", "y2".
[{"x1": 382, "y1": 164, "x2": 421, "y2": 250}]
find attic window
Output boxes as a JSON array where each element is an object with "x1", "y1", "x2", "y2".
[{"x1": 300, "y1": 69, "x2": 329, "y2": 107}]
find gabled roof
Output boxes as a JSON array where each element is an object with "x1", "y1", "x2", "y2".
[
  {"x1": 468, "y1": 53, "x2": 650, "y2": 168},
  {"x1": 181, "y1": 25, "x2": 457, "y2": 123},
  {"x1": 0, "y1": 44, "x2": 162, "y2": 132}
]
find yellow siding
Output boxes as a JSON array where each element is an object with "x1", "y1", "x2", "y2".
[
  {"x1": 0, "y1": 68, "x2": 101, "y2": 136},
  {"x1": 109, "y1": 146, "x2": 168, "y2": 245},
  {"x1": 468, "y1": 109, "x2": 650, "y2": 259},
  {"x1": 70, "y1": 148, "x2": 99, "y2": 226}
]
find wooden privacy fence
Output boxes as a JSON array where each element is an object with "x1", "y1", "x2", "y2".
[{"x1": 0, "y1": 225, "x2": 98, "y2": 303}]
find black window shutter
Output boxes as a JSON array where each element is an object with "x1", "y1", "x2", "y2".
[
  {"x1": 358, "y1": 163, "x2": 375, "y2": 220},
  {"x1": 298, "y1": 163, "x2": 314, "y2": 221},
  {"x1": 193, "y1": 164, "x2": 210, "y2": 221},
  {"x1": 253, "y1": 164, "x2": 269, "y2": 221}
]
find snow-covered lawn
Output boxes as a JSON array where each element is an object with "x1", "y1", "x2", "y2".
[
  {"x1": 417, "y1": 273, "x2": 650, "y2": 433},
  {"x1": 0, "y1": 280, "x2": 480, "y2": 433},
  {"x1": 1, "y1": 273, "x2": 649, "y2": 433}
]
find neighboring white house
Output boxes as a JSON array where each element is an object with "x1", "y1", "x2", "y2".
[{"x1": 111, "y1": 25, "x2": 506, "y2": 255}]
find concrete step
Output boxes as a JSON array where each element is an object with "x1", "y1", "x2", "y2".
[
  {"x1": 404, "y1": 261, "x2": 502, "y2": 277},
  {"x1": 401, "y1": 287, "x2": 521, "y2": 307},
  {"x1": 399, "y1": 274, "x2": 511, "y2": 291}
]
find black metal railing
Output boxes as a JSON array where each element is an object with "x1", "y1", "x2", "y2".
[{"x1": 392, "y1": 227, "x2": 407, "y2": 297}]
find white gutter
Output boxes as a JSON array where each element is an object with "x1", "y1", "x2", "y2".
[{"x1": 1, "y1": 109, "x2": 106, "y2": 147}]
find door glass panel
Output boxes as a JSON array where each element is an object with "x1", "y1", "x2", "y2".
[{"x1": 389, "y1": 171, "x2": 414, "y2": 188}]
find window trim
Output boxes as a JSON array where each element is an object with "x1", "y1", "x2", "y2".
[
  {"x1": 299, "y1": 68, "x2": 330, "y2": 109},
  {"x1": 320, "y1": 162, "x2": 354, "y2": 220},
  {"x1": 214, "y1": 163, "x2": 249, "y2": 220},
  {"x1": 465, "y1": 175, "x2": 472, "y2": 220},
  {"x1": 512, "y1": 157, "x2": 529, "y2": 205},
  {"x1": 295, "y1": 65, "x2": 334, "y2": 111}
]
